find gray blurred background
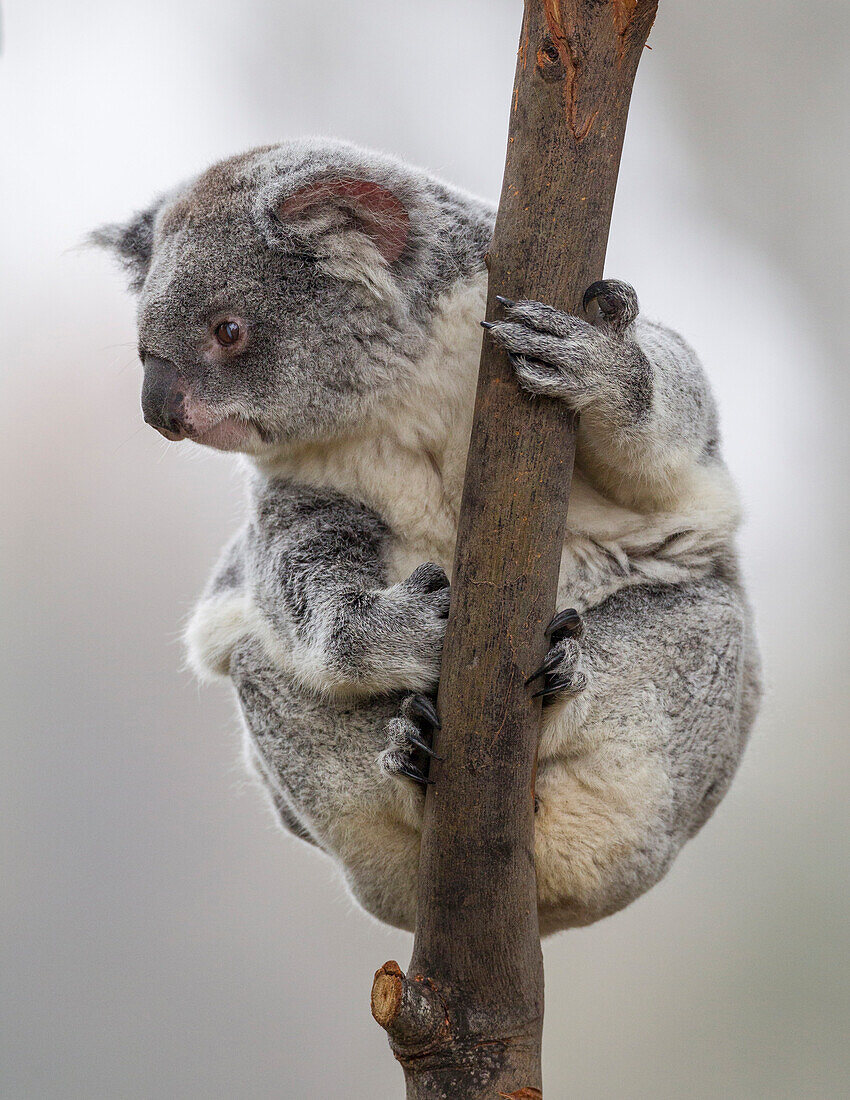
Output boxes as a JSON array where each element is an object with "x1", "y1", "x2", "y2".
[{"x1": 2, "y1": 2, "x2": 848, "y2": 1096}]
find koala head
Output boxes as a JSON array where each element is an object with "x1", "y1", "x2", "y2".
[{"x1": 94, "y1": 139, "x2": 492, "y2": 454}]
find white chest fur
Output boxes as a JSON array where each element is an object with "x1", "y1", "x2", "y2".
[{"x1": 255, "y1": 272, "x2": 739, "y2": 610}]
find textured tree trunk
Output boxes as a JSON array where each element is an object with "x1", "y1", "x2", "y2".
[{"x1": 372, "y1": 2, "x2": 658, "y2": 1096}]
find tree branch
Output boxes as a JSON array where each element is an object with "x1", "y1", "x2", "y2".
[{"x1": 373, "y1": 2, "x2": 657, "y2": 1095}]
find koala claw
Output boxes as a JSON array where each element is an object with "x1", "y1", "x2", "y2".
[
  {"x1": 395, "y1": 760, "x2": 433, "y2": 787},
  {"x1": 379, "y1": 692, "x2": 442, "y2": 789},
  {"x1": 533, "y1": 670, "x2": 588, "y2": 703},
  {"x1": 547, "y1": 606, "x2": 585, "y2": 642},
  {"x1": 527, "y1": 609, "x2": 588, "y2": 707},
  {"x1": 525, "y1": 643, "x2": 568, "y2": 686},
  {"x1": 582, "y1": 279, "x2": 639, "y2": 332},
  {"x1": 406, "y1": 692, "x2": 441, "y2": 732}
]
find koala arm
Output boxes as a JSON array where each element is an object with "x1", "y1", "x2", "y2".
[
  {"x1": 578, "y1": 314, "x2": 722, "y2": 504},
  {"x1": 187, "y1": 478, "x2": 449, "y2": 698},
  {"x1": 486, "y1": 285, "x2": 723, "y2": 509}
]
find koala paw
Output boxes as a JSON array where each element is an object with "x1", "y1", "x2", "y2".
[
  {"x1": 379, "y1": 692, "x2": 442, "y2": 789},
  {"x1": 525, "y1": 607, "x2": 588, "y2": 705},
  {"x1": 482, "y1": 282, "x2": 640, "y2": 408},
  {"x1": 364, "y1": 563, "x2": 450, "y2": 693}
]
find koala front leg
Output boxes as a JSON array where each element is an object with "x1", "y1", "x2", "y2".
[
  {"x1": 246, "y1": 481, "x2": 451, "y2": 699},
  {"x1": 484, "y1": 283, "x2": 720, "y2": 505},
  {"x1": 188, "y1": 484, "x2": 452, "y2": 700},
  {"x1": 483, "y1": 282, "x2": 645, "y2": 418},
  {"x1": 257, "y1": 558, "x2": 451, "y2": 699}
]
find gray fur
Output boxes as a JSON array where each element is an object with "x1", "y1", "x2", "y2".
[{"x1": 95, "y1": 138, "x2": 761, "y2": 934}]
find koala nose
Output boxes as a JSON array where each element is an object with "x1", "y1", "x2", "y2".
[{"x1": 141, "y1": 355, "x2": 189, "y2": 440}]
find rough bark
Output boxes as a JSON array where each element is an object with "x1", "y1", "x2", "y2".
[{"x1": 373, "y1": 2, "x2": 657, "y2": 1096}]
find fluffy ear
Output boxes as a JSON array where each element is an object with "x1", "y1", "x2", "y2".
[
  {"x1": 275, "y1": 177, "x2": 409, "y2": 265},
  {"x1": 89, "y1": 200, "x2": 163, "y2": 291}
]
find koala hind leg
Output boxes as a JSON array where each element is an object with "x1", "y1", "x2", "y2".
[
  {"x1": 526, "y1": 607, "x2": 589, "y2": 705},
  {"x1": 534, "y1": 749, "x2": 674, "y2": 933}
]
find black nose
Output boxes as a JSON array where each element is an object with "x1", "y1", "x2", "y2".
[{"x1": 141, "y1": 355, "x2": 188, "y2": 440}]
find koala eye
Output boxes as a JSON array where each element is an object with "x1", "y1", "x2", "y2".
[{"x1": 214, "y1": 319, "x2": 242, "y2": 347}]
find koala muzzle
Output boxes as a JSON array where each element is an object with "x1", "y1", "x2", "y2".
[{"x1": 141, "y1": 355, "x2": 189, "y2": 440}]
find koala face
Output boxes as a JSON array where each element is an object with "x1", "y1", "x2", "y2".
[
  {"x1": 133, "y1": 179, "x2": 395, "y2": 454},
  {"x1": 95, "y1": 140, "x2": 491, "y2": 454}
]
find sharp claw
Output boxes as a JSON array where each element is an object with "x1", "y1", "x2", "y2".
[
  {"x1": 582, "y1": 280, "x2": 639, "y2": 328},
  {"x1": 480, "y1": 320, "x2": 495, "y2": 329},
  {"x1": 524, "y1": 649, "x2": 562, "y2": 686},
  {"x1": 406, "y1": 732, "x2": 444, "y2": 760},
  {"x1": 495, "y1": 295, "x2": 515, "y2": 308},
  {"x1": 532, "y1": 676, "x2": 573, "y2": 699},
  {"x1": 583, "y1": 281, "x2": 606, "y2": 314},
  {"x1": 397, "y1": 763, "x2": 433, "y2": 787},
  {"x1": 408, "y1": 694, "x2": 441, "y2": 729},
  {"x1": 547, "y1": 607, "x2": 582, "y2": 639}
]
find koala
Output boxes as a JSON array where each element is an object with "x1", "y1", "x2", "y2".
[{"x1": 96, "y1": 138, "x2": 761, "y2": 934}]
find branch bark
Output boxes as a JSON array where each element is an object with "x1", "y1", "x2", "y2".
[{"x1": 373, "y1": 3, "x2": 657, "y2": 1095}]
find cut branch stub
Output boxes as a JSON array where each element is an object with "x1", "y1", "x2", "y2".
[{"x1": 371, "y1": 961, "x2": 448, "y2": 1053}]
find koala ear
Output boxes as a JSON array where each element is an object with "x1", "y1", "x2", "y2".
[
  {"x1": 89, "y1": 200, "x2": 162, "y2": 291},
  {"x1": 275, "y1": 177, "x2": 409, "y2": 265}
]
